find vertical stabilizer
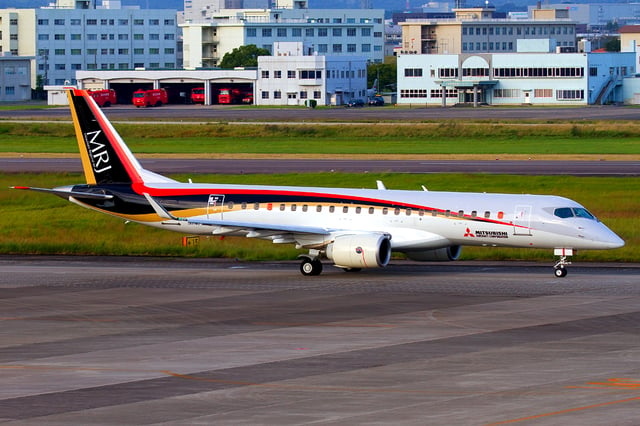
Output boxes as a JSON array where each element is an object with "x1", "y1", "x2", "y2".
[{"x1": 68, "y1": 89, "x2": 146, "y2": 185}]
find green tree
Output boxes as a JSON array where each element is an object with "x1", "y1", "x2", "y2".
[
  {"x1": 219, "y1": 44, "x2": 271, "y2": 68},
  {"x1": 604, "y1": 37, "x2": 621, "y2": 52},
  {"x1": 367, "y1": 60, "x2": 397, "y2": 93}
]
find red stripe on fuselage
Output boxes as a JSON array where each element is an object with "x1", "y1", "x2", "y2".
[{"x1": 133, "y1": 183, "x2": 521, "y2": 228}]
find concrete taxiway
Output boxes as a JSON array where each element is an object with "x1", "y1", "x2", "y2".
[{"x1": 1, "y1": 257, "x2": 640, "y2": 425}]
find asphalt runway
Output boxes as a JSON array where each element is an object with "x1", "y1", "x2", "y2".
[
  {"x1": 3, "y1": 157, "x2": 639, "y2": 176},
  {"x1": 2, "y1": 256, "x2": 640, "y2": 425},
  {"x1": 2, "y1": 103, "x2": 640, "y2": 121}
]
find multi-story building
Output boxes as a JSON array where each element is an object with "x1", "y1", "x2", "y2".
[
  {"x1": 0, "y1": 56, "x2": 33, "y2": 101},
  {"x1": 36, "y1": 2, "x2": 179, "y2": 86},
  {"x1": 397, "y1": 46, "x2": 635, "y2": 106},
  {"x1": 528, "y1": 2, "x2": 640, "y2": 31},
  {"x1": 181, "y1": 0, "x2": 385, "y2": 68},
  {"x1": 0, "y1": 0, "x2": 179, "y2": 88},
  {"x1": 400, "y1": 6, "x2": 577, "y2": 55},
  {"x1": 256, "y1": 42, "x2": 367, "y2": 106}
]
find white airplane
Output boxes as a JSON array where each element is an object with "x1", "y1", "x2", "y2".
[{"x1": 13, "y1": 89, "x2": 624, "y2": 277}]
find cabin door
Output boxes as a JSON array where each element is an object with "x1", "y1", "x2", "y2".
[
  {"x1": 513, "y1": 205, "x2": 532, "y2": 235},
  {"x1": 207, "y1": 195, "x2": 225, "y2": 220}
]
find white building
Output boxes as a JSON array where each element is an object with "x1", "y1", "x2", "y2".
[
  {"x1": 0, "y1": 56, "x2": 33, "y2": 101},
  {"x1": 0, "y1": 0, "x2": 179, "y2": 89},
  {"x1": 256, "y1": 42, "x2": 367, "y2": 106},
  {"x1": 397, "y1": 48, "x2": 635, "y2": 106},
  {"x1": 181, "y1": 1, "x2": 385, "y2": 68}
]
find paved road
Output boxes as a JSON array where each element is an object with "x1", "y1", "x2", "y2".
[
  {"x1": 2, "y1": 103, "x2": 640, "y2": 121},
  {"x1": 3, "y1": 157, "x2": 639, "y2": 176},
  {"x1": 1, "y1": 257, "x2": 639, "y2": 425}
]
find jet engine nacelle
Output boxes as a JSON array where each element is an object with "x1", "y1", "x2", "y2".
[
  {"x1": 326, "y1": 234, "x2": 392, "y2": 269},
  {"x1": 404, "y1": 245, "x2": 462, "y2": 262}
]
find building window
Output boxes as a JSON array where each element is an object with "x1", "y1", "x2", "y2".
[
  {"x1": 247, "y1": 28, "x2": 257, "y2": 37},
  {"x1": 314, "y1": 91, "x2": 321, "y2": 99},
  {"x1": 262, "y1": 28, "x2": 272, "y2": 37},
  {"x1": 405, "y1": 68, "x2": 423, "y2": 77},
  {"x1": 262, "y1": 91, "x2": 269, "y2": 99},
  {"x1": 438, "y1": 68, "x2": 458, "y2": 78},
  {"x1": 347, "y1": 44, "x2": 356, "y2": 53},
  {"x1": 277, "y1": 28, "x2": 287, "y2": 37},
  {"x1": 274, "y1": 70, "x2": 281, "y2": 78},
  {"x1": 119, "y1": 19, "x2": 129, "y2": 25},
  {"x1": 288, "y1": 70, "x2": 296, "y2": 78},
  {"x1": 134, "y1": 19, "x2": 144, "y2": 25},
  {"x1": 305, "y1": 28, "x2": 314, "y2": 37},
  {"x1": 149, "y1": 19, "x2": 159, "y2": 25},
  {"x1": 119, "y1": 34, "x2": 129, "y2": 40},
  {"x1": 164, "y1": 34, "x2": 175, "y2": 40},
  {"x1": 333, "y1": 28, "x2": 342, "y2": 37},
  {"x1": 54, "y1": 34, "x2": 65, "y2": 40},
  {"x1": 261, "y1": 70, "x2": 269, "y2": 78},
  {"x1": 54, "y1": 19, "x2": 65, "y2": 25},
  {"x1": 318, "y1": 28, "x2": 327, "y2": 37},
  {"x1": 401, "y1": 89, "x2": 428, "y2": 98},
  {"x1": 534, "y1": 89, "x2": 553, "y2": 98},
  {"x1": 292, "y1": 28, "x2": 302, "y2": 37},
  {"x1": 362, "y1": 44, "x2": 371, "y2": 52},
  {"x1": 318, "y1": 44, "x2": 328, "y2": 53},
  {"x1": 494, "y1": 89, "x2": 521, "y2": 98},
  {"x1": 134, "y1": 34, "x2": 144, "y2": 40},
  {"x1": 274, "y1": 91, "x2": 281, "y2": 99},
  {"x1": 556, "y1": 90, "x2": 584, "y2": 100},
  {"x1": 332, "y1": 44, "x2": 342, "y2": 53},
  {"x1": 38, "y1": 19, "x2": 49, "y2": 25},
  {"x1": 164, "y1": 19, "x2": 175, "y2": 25}
]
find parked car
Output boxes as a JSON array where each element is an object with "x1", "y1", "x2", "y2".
[
  {"x1": 368, "y1": 95, "x2": 385, "y2": 106},
  {"x1": 346, "y1": 98, "x2": 365, "y2": 107}
]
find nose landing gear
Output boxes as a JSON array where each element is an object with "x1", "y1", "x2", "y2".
[{"x1": 553, "y1": 248, "x2": 573, "y2": 278}]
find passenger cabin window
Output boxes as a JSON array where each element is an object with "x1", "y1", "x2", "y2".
[
  {"x1": 369, "y1": 207, "x2": 375, "y2": 214},
  {"x1": 484, "y1": 211, "x2": 491, "y2": 218},
  {"x1": 329, "y1": 206, "x2": 335, "y2": 213}
]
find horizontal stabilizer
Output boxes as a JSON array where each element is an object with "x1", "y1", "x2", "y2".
[{"x1": 11, "y1": 186, "x2": 113, "y2": 200}]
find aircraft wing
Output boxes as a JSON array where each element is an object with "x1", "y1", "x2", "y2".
[{"x1": 143, "y1": 193, "x2": 332, "y2": 237}]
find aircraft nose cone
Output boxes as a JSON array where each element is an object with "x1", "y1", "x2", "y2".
[{"x1": 598, "y1": 225, "x2": 625, "y2": 249}]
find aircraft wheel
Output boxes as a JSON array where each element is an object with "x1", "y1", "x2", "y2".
[
  {"x1": 554, "y1": 266, "x2": 568, "y2": 278},
  {"x1": 300, "y1": 258, "x2": 322, "y2": 276}
]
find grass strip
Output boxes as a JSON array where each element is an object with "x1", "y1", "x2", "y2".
[{"x1": 1, "y1": 121, "x2": 640, "y2": 156}]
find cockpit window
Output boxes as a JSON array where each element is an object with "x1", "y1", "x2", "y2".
[
  {"x1": 573, "y1": 208, "x2": 595, "y2": 220},
  {"x1": 554, "y1": 207, "x2": 597, "y2": 220},
  {"x1": 554, "y1": 208, "x2": 574, "y2": 218}
]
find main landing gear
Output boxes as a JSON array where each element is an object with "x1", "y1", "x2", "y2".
[
  {"x1": 300, "y1": 256, "x2": 323, "y2": 276},
  {"x1": 553, "y1": 249, "x2": 573, "y2": 278}
]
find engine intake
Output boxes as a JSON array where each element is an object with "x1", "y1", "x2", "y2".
[
  {"x1": 326, "y1": 234, "x2": 392, "y2": 269},
  {"x1": 404, "y1": 245, "x2": 462, "y2": 262}
]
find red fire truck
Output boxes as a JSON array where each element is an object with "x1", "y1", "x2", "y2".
[
  {"x1": 191, "y1": 87, "x2": 205, "y2": 103},
  {"x1": 132, "y1": 88, "x2": 168, "y2": 107},
  {"x1": 218, "y1": 87, "x2": 244, "y2": 104},
  {"x1": 89, "y1": 89, "x2": 116, "y2": 107}
]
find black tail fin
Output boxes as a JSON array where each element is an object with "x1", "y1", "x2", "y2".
[{"x1": 68, "y1": 89, "x2": 145, "y2": 185}]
